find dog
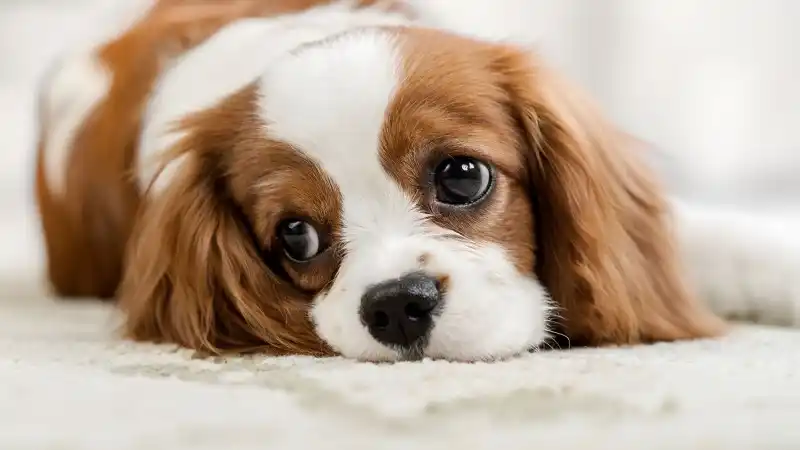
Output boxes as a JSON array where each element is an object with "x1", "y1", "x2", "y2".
[{"x1": 34, "y1": 0, "x2": 800, "y2": 361}]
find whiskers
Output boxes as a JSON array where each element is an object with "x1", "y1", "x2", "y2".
[
  {"x1": 396, "y1": 339, "x2": 427, "y2": 362},
  {"x1": 536, "y1": 303, "x2": 571, "y2": 352}
]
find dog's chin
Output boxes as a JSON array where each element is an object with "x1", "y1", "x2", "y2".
[
  {"x1": 349, "y1": 344, "x2": 536, "y2": 363},
  {"x1": 332, "y1": 324, "x2": 546, "y2": 363},
  {"x1": 421, "y1": 339, "x2": 541, "y2": 363}
]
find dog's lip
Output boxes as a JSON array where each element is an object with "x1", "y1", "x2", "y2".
[{"x1": 396, "y1": 345, "x2": 426, "y2": 362}]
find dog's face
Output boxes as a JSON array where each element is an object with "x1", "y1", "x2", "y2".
[
  {"x1": 120, "y1": 26, "x2": 724, "y2": 361},
  {"x1": 260, "y1": 29, "x2": 551, "y2": 362}
]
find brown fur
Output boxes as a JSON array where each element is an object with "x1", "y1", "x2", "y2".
[
  {"x1": 489, "y1": 43, "x2": 727, "y2": 345},
  {"x1": 387, "y1": 28, "x2": 726, "y2": 346},
  {"x1": 383, "y1": 31, "x2": 537, "y2": 275},
  {"x1": 119, "y1": 85, "x2": 333, "y2": 355}
]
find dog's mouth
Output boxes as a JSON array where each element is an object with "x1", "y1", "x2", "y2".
[{"x1": 395, "y1": 341, "x2": 427, "y2": 362}]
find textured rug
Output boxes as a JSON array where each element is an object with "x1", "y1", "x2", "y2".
[{"x1": 2, "y1": 285, "x2": 800, "y2": 450}]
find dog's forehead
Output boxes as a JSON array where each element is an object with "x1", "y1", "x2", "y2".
[
  {"x1": 255, "y1": 28, "x2": 515, "y2": 230},
  {"x1": 256, "y1": 29, "x2": 399, "y2": 183},
  {"x1": 257, "y1": 29, "x2": 415, "y2": 238}
]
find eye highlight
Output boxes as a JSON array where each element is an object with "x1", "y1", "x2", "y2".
[
  {"x1": 278, "y1": 219, "x2": 323, "y2": 262},
  {"x1": 433, "y1": 156, "x2": 493, "y2": 206}
]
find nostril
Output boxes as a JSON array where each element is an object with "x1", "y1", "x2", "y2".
[
  {"x1": 404, "y1": 301, "x2": 427, "y2": 321},
  {"x1": 371, "y1": 310, "x2": 390, "y2": 329}
]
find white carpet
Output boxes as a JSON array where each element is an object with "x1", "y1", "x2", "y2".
[{"x1": 2, "y1": 286, "x2": 800, "y2": 449}]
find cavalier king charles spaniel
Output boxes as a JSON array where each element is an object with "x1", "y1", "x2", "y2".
[{"x1": 34, "y1": 0, "x2": 800, "y2": 361}]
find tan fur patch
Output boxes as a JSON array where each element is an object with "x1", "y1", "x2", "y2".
[
  {"x1": 119, "y1": 84, "x2": 337, "y2": 356},
  {"x1": 490, "y1": 43, "x2": 727, "y2": 345},
  {"x1": 381, "y1": 28, "x2": 535, "y2": 275},
  {"x1": 385, "y1": 27, "x2": 726, "y2": 346}
]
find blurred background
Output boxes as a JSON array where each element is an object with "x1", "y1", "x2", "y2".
[{"x1": 0, "y1": 0, "x2": 798, "y2": 279}]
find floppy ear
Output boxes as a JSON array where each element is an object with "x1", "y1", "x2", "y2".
[
  {"x1": 117, "y1": 134, "x2": 327, "y2": 356},
  {"x1": 493, "y1": 48, "x2": 727, "y2": 346}
]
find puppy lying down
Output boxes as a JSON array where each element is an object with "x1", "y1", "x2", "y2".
[{"x1": 34, "y1": 0, "x2": 800, "y2": 361}]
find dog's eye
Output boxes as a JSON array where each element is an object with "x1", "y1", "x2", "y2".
[
  {"x1": 434, "y1": 156, "x2": 493, "y2": 205},
  {"x1": 278, "y1": 220, "x2": 321, "y2": 262}
]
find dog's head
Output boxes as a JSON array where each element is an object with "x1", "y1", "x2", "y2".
[{"x1": 120, "y1": 26, "x2": 723, "y2": 361}]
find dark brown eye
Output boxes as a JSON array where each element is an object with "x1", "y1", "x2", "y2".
[
  {"x1": 433, "y1": 156, "x2": 493, "y2": 205},
  {"x1": 278, "y1": 219, "x2": 322, "y2": 262}
]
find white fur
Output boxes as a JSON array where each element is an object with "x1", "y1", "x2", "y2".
[
  {"x1": 672, "y1": 199, "x2": 800, "y2": 326},
  {"x1": 138, "y1": 1, "x2": 411, "y2": 194},
  {"x1": 39, "y1": 0, "x2": 157, "y2": 197},
  {"x1": 40, "y1": 53, "x2": 111, "y2": 196},
  {"x1": 257, "y1": 30, "x2": 550, "y2": 361}
]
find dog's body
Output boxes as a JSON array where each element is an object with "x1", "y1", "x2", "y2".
[{"x1": 34, "y1": 0, "x2": 800, "y2": 361}]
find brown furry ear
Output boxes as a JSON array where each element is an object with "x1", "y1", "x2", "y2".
[
  {"x1": 117, "y1": 139, "x2": 327, "y2": 356},
  {"x1": 493, "y1": 48, "x2": 727, "y2": 346}
]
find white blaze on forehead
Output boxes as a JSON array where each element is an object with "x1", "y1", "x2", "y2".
[{"x1": 257, "y1": 29, "x2": 424, "y2": 242}]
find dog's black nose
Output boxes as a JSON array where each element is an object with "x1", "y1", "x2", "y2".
[{"x1": 360, "y1": 272, "x2": 441, "y2": 348}]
